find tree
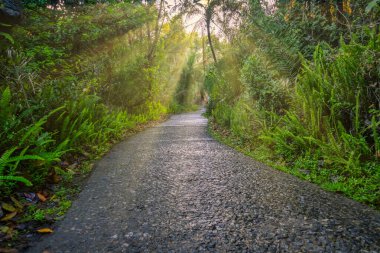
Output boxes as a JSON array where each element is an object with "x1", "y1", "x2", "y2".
[{"x1": 176, "y1": 0, "x2": 244, "y2": 64}]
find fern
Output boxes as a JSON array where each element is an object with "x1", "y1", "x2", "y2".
[
  {"x1": 0, "y1": 150, "x2": 45, "y2": 172},
  {"x1": 18, "y1": 116, "x2": 48, "y2": 147},
  {"x1": 0, "y1": 147, "x2": 17, "y2": 175},
  {"x1": 0, "y1": 147, "x2": 44, "y2": 188},
  {"x1": 0, "y1": 176, "x2": 32, "y2": 186},
  {"x1": 0, "y1": 87, "x2": 12, "y2": 130},
  {"x1": 0, "y1": 87, "x2": 11, "y2": 114},
  {"x1": 371, "y1": 114, "x2": 380, "y2": 156}
]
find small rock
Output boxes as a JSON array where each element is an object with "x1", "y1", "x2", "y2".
[
  {"x1": 125, "y1": 232, "x2": 133, "y2": 238},
  {"x1": 299, "y1": 169, "x2": 310, "y2": 175},
  {"x1": 16, "y1": 224, "x2": 26, "y2": 230},
  {"x1": 23, "y1": 193, "x2": 36, "y2": 202},
  {"x1": 330, "y1": 175, "x2": 340, "y2": 183},
  {"x1": 60, "y1": 161, "x2": 69, "y2": 167}
]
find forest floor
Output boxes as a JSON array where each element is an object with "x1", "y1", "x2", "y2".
[{"x1": 27, "y1": 108, "x2": 380, "y2": 252}]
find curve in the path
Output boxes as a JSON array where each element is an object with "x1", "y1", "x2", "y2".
[{"x1": 28, "y1": 109, "x2": 380, "y2": 253}]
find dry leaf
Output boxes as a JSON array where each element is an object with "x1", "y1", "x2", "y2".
[
  {"x1": 37, "y1": 193, "x2": 47, "y2": 202},
  {"x1": 52, "y1": 174, "x2": 61, "y2": 184},
  {"x1": 10, "y1": 197, "x2": 23, "y2": 210},
  {"x1": 61, "y1": 161, "x2": 69, "y2": 167},
  {"x1": 0, "y1": 226, "x2": 9, "y2": 233},
  {"x1": 1, "y1": 203, "x2": 16, "y2": 212},
  {"x1": 0, "y1": 212, "x2": 17, "y2": 221},
  {"x1": 0, "y1": 248, "x2": 18, "y2": 253},
  {"x1": 36, "y1": 228, "x2": 53, "y2": 233}
]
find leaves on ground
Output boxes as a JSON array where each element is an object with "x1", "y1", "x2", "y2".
[
  {"x1": 37, "y1": 193, "x2": 47, "y2": 202},
  {"x1": 1, "y1": 203, "x2": 16, "y2": 213},
  {"x1": 0, "y1": 212, "x2": 17, "y2": 221},
  {"x1": 0, "y1": 226, "x2": 9, "y2": 233},
  {"x1": 10, "y1": 197, "x2": 23, "y2": 210},
  {"x1": 36, "y1": 228, "x2": 53, "y2": 233},
  {"x1": 0, "y1": 248, "x2": 18, "y2": 253}
]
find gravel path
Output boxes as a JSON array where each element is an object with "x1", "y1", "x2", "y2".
[{"x1": 28, "y1": 109, "x2": 380, "y2": 253}]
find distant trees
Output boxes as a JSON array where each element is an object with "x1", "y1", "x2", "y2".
[{"x1": 176, "y1": 0, "x2": 244, "y2": 64}]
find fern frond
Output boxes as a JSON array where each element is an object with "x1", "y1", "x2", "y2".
[{"x1": 0, "y1": 175, "x2": 32, "y2": 186}]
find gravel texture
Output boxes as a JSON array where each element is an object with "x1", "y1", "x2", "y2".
[{"x1": 28, "y1": 109, "x2": 380, "y2": 253}]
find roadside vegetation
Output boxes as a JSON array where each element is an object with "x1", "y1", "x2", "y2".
[
  {"x1": 205, "y1": 0, "x2": 380, "y2": 208},
  {"x1": 0, "y1": 0, "x2": 203, "y2": 249},
  {"x1": 0, "y1": 0, "x2": 379, "y2": 250}
]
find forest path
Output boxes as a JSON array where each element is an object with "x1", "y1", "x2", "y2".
[{"x1": 29, "y1": 108, "x2": 380, "y2": 252}]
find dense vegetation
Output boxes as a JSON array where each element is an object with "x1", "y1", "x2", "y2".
[
  {"x1": 0, "y1": 1, "x2": 204, "y2": 245},
  {"x1": 206, "y1": 0, "x2": 380, "y2": 207},
  {"x1": 0, "y1": 1, "x2": 205, "y2": 192},
  {"x1": 0, "y1": 0, "x2": 379, "y2": 249}
]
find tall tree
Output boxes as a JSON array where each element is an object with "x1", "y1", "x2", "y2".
[{"x1": 176, "y1": 0, "x2": 244, "y2": 64}]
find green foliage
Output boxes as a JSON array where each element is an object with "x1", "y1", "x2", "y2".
[
  {"x1": 0, "y1": 3, "x2": 198, "y2": 197},
  {"x1": 297, "y1": 36, "x2": 379, "y2": 134},
  {"x1": 0, "y1": 88, "x2": 69, "y2": 192},
  {"x1": 208, "y1": 1, "x2": 380, "y2": 207},
  {"x1": 366, "y1": 0, "x2": 380, "y2": 14},
  {"x1": 175, "y1": 52, "x2": 197, "y2": 106},
  {"x1": 0, "y1": 176, "x2": 33, "y2": 186},
  {"x1": 6, "y1": 2, "x2": 153, "y2": 73},
  {"x1": 171, "y1": 48, "x2": 204, "y2": 112},
  {"x1": 22, "y1": 186, "x2": 74, "y2": 223},
  {"x1": 241, "y1": 55, "x2": 290, "y2": 114}
]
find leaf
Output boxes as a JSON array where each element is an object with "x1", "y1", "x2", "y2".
[
  {"x1": 0, "y1": 226, "x2": 9, "y2": 233},
  {"x1": 51, "y1": 174, "x2": 61, "y2": 184},
  {"x1": 0, "y1": 32, "x2": 14, "y2": 44},
  {"x1": 1, "y1": 203, "x2": 16, "y2": 212},
  {"x1": 0, "y1": 176, "x2": 33, "y2": 186},
  {"x1": 366, "y1": 0, "x2": 380, "y2": 13},
  {"x1": 0, "y1": 212, "x2": 17, "y2": 221},
  {"x1": 10, "y1": 197, "x2": 23, "y2": 210},
  {"x1": 36, "y1": 228, "x2": 53, "y2": 233},
  {"x1": 37, "y1": 193, "x2": 47, "y2": 202},
  {"x1": 0, "y1": 248, "x2": 18, "y2": 253}
]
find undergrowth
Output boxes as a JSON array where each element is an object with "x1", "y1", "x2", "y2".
[
  {"x1": 0, "y1": 1, "x2": 204, "y2": 249},
  {"x1": 207, "y1": 1, "x2": 380, "y2": 208}
]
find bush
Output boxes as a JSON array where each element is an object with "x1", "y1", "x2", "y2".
[{"x1": 241, "y1": 55, "x2": 290, "y2": 114}]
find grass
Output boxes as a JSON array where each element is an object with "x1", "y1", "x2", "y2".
[
  {"x1": 208, "y1": 120, "x2": 380, "y2": 210},
  {"x1": 0, "y1": 113, "x2": 169, "y2": 250}
]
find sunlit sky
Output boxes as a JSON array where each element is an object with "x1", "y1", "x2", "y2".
[
  {"x1": 163, "y1": 0, "x2": 275, "y2": 34},
  {"x1": 164, "y1": 0, "x2": 207, "y2": 33}
]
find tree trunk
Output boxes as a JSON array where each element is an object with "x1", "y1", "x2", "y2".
[
  {"x1": 206, "y1": 18, "x2": 217, "y2": 64},
  {"x1": 147, "y1": 0, "x2": 164, "y2": 61},
  {"x1": 202, "y1": 29, "x2": 206, "y2": 73}
]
